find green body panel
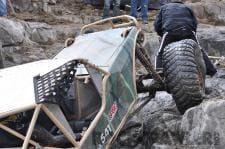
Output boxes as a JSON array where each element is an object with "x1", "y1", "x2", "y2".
[{"x1": 82, "y1": 27, "x2": 139, "y2": 148}]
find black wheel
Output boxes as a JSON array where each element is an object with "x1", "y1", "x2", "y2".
[{"x1": 162, "y1": 39, "x2": 206, "y2": 114}]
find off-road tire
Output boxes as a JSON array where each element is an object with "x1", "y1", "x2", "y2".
[{"x1": 162, "y1": 39, "x2": 206, "y2": 114}]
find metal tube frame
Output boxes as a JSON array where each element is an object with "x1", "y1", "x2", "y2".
[
  {"x1": 80, "y1": 15, "x2": 140, "y2": 35},
  {"x1": 0, "y1": 59, "x2": 109, "y2": 149}
]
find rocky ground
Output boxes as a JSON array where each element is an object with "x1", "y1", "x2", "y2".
[{"x1": 1, "y1": 0, "x2": 225, "y2": 148}]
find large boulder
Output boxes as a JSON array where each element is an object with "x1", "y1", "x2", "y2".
[
  {"x1": 181, "y1": 99, "x2": 225, "y2": 147},
  {"x1": 23, "y1": 21, "x2": 57, "y2": 44},
  {"x1": 0, "y1": 17, "x2": 59, "y2": 46},
  {"x1": 202, "y1": 0, "x2": 225, "y2": 25},
  {"x1": 139, "y1": 92, "x2": 182, "y2": 147},
  {"x1": 12, "y1": 0, "x2": 52, "y2": 13},
  {"x1": 197, "y1": 25, "x2": 225, "y2": 56},
  {"x1": 0, "y1": 18, "x2": 61, "y2": 67},
  {"x1": 2, "y1": 45, "x2": 47, "y2": 67},
  {"x1": 0, "y1": 18, "x2": 27, "y2": 46},
  {"x1": 205, "y1": 69, "x2": 225, "y2": 98},
  {"x1": 116, "y1": 67, "x2": 225, "y2": 148},
  {"x1": 186, "y1": 0, "x2": 225, "y2": 25},
  {"x1": 114, "y1": 91, "x2": 182, "y2": 148}
]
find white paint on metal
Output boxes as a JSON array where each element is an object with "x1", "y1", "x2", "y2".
[{"x1": 0, "y1": 59, "x2": 68, "y2": 114}]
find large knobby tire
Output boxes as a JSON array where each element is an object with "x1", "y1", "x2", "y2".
[{"x1": 162, "y1": 39, "x2": 206, "y2": 114}]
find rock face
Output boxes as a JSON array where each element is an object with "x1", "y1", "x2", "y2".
[
  {"x1": 0, "y1": 18, "x2": 58, "y2": 46},
  {"x1": 0, "y1": 18, "x2": 27, "y2": 46},
  {"x1": 198, "y1": 25, "x2": 225, "y2": 56},
  {"x1": 13, "y1": 0, "x2": 53, "y2": 13},
  {"x1": 186, "y1": 0, "x2": 225, "y2": 25},
  {"x1": 115, "y1": 92, "x2": 182, "y2": 148},
  {"x1": 115, "y1": 67, "x2": 225, "y2": 148},
  {"x1": 0, "y1": 17, "x2": 66, "y2": 67},
  {"x1": 205, "y1": 69, "x2": 225, "y2": 99},
  {"x1": 202, "y1": 0, "x2": 225, "y2": 25},
  {"x1": 181, "y1": 99, "x2": 225, "y2": 146},
  {"x1": 23, "y1": 21, "x2": 57, "y2": 44},
  {"x1": 139, "y1": 92, "x2": 182, "y2": 147}
]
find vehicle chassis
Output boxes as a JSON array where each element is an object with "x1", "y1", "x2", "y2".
[{"x1": 0, "y1": 15, "x2": 162, "y2": 149}]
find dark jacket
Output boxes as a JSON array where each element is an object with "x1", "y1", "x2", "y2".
[{"x1": 154, "y1": 2, "x2": 197, "y2": 37}]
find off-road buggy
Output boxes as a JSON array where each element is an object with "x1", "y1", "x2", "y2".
[{"x1": 0, "y1": 15, "x2": 205, "y2": 148}]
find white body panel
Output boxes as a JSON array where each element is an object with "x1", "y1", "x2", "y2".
[{"x1": 0, "y1": 59, "x2": 68, "y2": 116}]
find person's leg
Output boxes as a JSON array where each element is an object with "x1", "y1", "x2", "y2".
[
  {"x1": 201, "y1": 50, "x2": 217, "y2": 76},
  {"x1": 130, "y1": 0, "x2": 137, "y2": 18},
  {"x1": 190, "y1": 33, "x2": 217, "y2": 76},
  {"x1": 102, "y1": 0, "x2": 111, "y2": 19},
  {"x1": 0, "y1": 0, "x2": 7, "y2": 16},
  {"x1": 141, "y1": 0, "x2": 148, "y2": 22},
  {"x1": 113, "y1": 0, "x2": 121, "y2": 17}
]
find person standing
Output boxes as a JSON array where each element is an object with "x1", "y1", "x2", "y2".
[
  {"x1": 103, "y1": 0, "x2": 121, "y2": 19},
  {"x1": 130, "y1": 0, "x2": 149, "y2": 24}
]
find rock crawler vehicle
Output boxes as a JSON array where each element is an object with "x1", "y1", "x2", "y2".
[{"x1": 0, "y1": 15, "x2": 205, "y2": 148}]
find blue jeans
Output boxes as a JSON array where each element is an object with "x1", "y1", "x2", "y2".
[
  {"x1": 103, "y1": 0, "x2": 121, "y2": 19},
  {"x1": 0, "y1": 0, "x2": 7, "y2": 16},
  {"x1": 130, "y1": 0, "x2": 148, "y2": 21}
]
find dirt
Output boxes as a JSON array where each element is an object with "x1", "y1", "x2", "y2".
[{"x1": 8, "y1": 0, "x2": 101, "y2": 25}]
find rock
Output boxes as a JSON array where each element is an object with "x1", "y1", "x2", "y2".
[
  {"x1": 0, "y1": 18, "x2": 26, "y2": 46},
  {"x1": 2, "y1": 45, "x2": 47, "y2": 67},
  {"x1": 13, "y1": 0, "x2": 51, "y2": 13},
  {"x1": 187, "y1": 2, "x2": 205, "y2": 19},
  {"x1": 139, "y1": 92, "x2": 182, "y2": 147},
  {"x1": 0, "y1": 18, "x2": 56, "y2": 47},
  {"x1": 197, "y1": 25, "x2": 225, "y2": 56},
  {"x1": 0, "y1": 17, "x2": 63, "y2": 67},
  {"x1": 115, "y1": 92, "x2": 182, "y2": 148},
  {"x1": 42, "y1": 42, "x2": 64, "y2": 58},
  {"x1": 186, "y1": 0, "x2": 225, "y2": 25},
  {"x1": 23, "y1": 21, "x2": 57, "y2": 44},
  {"x1": 54, "y1": 25, "x2": 79, "y2": 41},
  {"x1": 181, "y1": 99, "x2": 225, "y2": 146},
  {"x1": 202, "y1": 0, "x2": 225, "y2": 25},
  {"x1": 48, "y1": 0, "x2": 57, "y2": 5},
  {"x1": 113, "y1": 115, "x2": 144, "y2": 148},
  {"x1": 151, "y1": 144, "x2": 222, "y2": 149},
  {"x1": 0, "y1": 17, "x2": 70, "y2": 67},
  {"x1": 13, "y1": 0, "x2": 33, "y2": 12},
  {"x1": 205, "y1": 68, "x2": 225, "y2": 98},
  {"x1": 116, "y1": 68, "x2": 225, "y2": 148}
]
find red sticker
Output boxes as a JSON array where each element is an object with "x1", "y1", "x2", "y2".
[{"x1": 108, "y1": 102, "x2": 118, "y2": 121}]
